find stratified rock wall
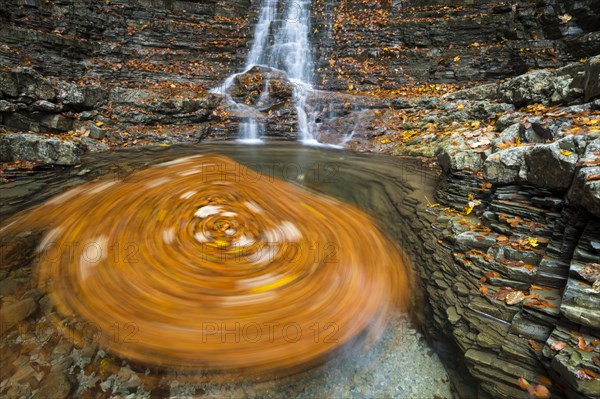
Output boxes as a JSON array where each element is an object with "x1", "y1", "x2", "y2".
[
  {"x1": 312, "y1": 0, "x2": 600, "y2": 91},
  {"x1": 393, "y1": 162, "x2": 600, "y2": 398},
  {"x1": 0, "y1": 0, "x2": 251, "y2": 86}
]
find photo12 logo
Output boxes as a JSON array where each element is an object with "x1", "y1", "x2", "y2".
[
  {"x1": 199, "y1": 321, "x2": 339, "y2": 344},
  {"x1": 36, "y1": 239, "x2": 139, "y2": 265}
]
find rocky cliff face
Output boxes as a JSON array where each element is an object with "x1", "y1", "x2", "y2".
[{"x1": 312, "y1": 0, "x2": 600, "y2": 91}]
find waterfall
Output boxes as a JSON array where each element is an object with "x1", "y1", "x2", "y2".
[{"x1": 218, "y1": 0, "x2": 316, "y2": 142}]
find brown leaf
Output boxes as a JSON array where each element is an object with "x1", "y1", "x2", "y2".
[
  {"x1": 575, "y1": 369, "x2": 596, "y2": 380},
  {"x1": 550, "y1": 341, "x2": 567, "y2": 351},
  {"x1": 536, "y1": 376, "x2": 552, "y2": 386},
  {"x1": 579, "y1": 263, "x2": 600, "y2": 282}
]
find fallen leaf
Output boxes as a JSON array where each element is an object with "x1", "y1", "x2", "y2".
[
  {"x1": 533, "y1": 384, "x2": 550, "y2": 398},
  {"x1": 579, "y1": 263, "x2": 600, "y2": 282},
  {"x1": 480, "y1": 285, "x2": 489, "y2": 296},
  {"x1": 485, "y1": 272, "x2": 501, "y2": 279},
  {"x1": 551, "y1": 341, "x2": 567, "y2": 351},
  {"x1": 560, "y1": 149, "x2": 573, "y2": 157},
  {"x1": 529, "y1": 339, "x2": 542, "y2": 351},
  {"x1": 506, "y1": 291, "x2": 525, "y2": 305},
  {"x1": 559, "y1": 14, "x2": 572, "y2": 24},
  {"x1": 536, "y1": 376, "x2": 552, "y2": 386},
  {"x1": 575, "y1": 369, "x2": 598, "y2": 380},
  {"x1": 518, "y1": 377, "x2": 530, "y2": 390}
]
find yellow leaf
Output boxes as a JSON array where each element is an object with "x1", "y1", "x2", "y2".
[
  {"x1": 471, "y1": 121, "x2": 481, "y2": 128},
  {"x1": 527, "y1": 237, "x2": 539, "y2": 247},
  {"x1": 465, "y1": 206, "x2": 473, "y2": 215},
  {"x1": 348, "y1": 84, "x2": 354, "y2": 91},
  {"x1": 95, "y1": 121, "x2": 104, "y2": 127},
  {"x1": 453, "y1": 56, "x2": 460, "y2": 62},
  {"x1": 560, "y1": 149, "x2": 573, "y2": 156},
  {"x1": 457, "y1": 104, "x2": 465, "y2": 110},
  {"x1": 427, "y1": 203, "x2": 441, "y2": 208},
  {"x1": 250, "y1": 274, "x2": 297, "y2": 293},
  {"x1": 515, "y1": 136, "x2": 521, "y2": 146}
]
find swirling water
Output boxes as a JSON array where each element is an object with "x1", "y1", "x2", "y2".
[{"x1": 0, "y1": 143, "x2": 453, "y2": 398}]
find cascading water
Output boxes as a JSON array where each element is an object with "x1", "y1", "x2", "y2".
[{"x1": 216, "y1": 0, "x2": 317, "y2": 143}]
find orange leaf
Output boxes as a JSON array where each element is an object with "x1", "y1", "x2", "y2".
[
  {"x1": 575, "y1": 369, "x2": 598, "y2": 380},
  {"x1": 518, "y1": 377, "x2": 530, "y2": 390},
  {"x1": 485, "y1": 272, "x2": 501, "y2": 279},
  {"x1": 529, "y1": 339, "x2": 542, "y2": 351},
  {"x1": 480, "y1": 285, "x2": 489, "y2": 296},
  {"x1": 536, "y1": 376, "x2": 552, "y2": 386},
  {"x1": 533, "y1": 384, "x2": 550, "y2": 398}
]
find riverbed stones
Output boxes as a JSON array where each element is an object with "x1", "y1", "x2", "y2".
[
  {"x1": 0, "y1": 297, "x2": 37, "y2": 332},
  {"x1": 36, "y1": 372, "x2": 71, "y2": 399}
]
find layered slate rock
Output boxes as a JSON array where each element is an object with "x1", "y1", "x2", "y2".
[
  {"x1": 312, "y1": 0, "x2": 600, "y2": 91},
  {"x1": 0, "y1": 133, "x2": 84, "y2": 165}
]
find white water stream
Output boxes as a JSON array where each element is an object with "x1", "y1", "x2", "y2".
[{"x1": 214, "y1": 0, "x2": 316, "y2": 142}]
